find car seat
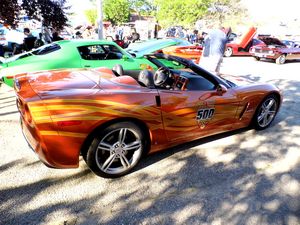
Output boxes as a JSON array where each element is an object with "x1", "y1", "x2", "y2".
[
  {"x1": 138, "y1": 70, "x2": 155, "y2": 88},
  {"x1": 112, "y1": 64, "x2": 124, "y2": 76}
]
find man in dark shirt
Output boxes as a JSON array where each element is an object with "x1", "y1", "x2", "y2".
[{"x1": 23, "y1": 28, "x2": 36, "y2": 51}]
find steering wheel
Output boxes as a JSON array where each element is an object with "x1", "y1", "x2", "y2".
[{"x1": 154, "y1": 67, "x2": 171, "y2": 86}]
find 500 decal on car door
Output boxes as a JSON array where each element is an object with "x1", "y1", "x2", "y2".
[{"x1": 196, "y1": 108, "x2": 215, "y2": 128}]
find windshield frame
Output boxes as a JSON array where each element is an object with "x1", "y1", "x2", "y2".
[{"x1": 145, "y1": 53, "x2": 233, "y2": 88}]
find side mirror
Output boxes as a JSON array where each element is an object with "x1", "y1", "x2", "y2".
[
  {"x1": 122, "y1": 55, "x2": 130, "y2": 61},
  {"x1": 216, "y1": 84, "x2": 227, "y2": 95}
]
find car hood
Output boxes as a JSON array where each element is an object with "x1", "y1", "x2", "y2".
[
  {"x1": 260, "y1": 37, "x2": 285, "y2": 47},
  {"x1": 127, "y1": 39, "x2": 181, "y2": 58},
  {"x1": 26, "y1": 69, "x2": 101, "y2": 93},
  {"x1": 221, "y1": 74, "x2": 255, "y2": 86},
  {"x1": 24, "y1": 68, "x2": 140, "y2": 97}
]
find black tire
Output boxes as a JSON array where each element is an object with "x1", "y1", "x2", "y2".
[
  {"x1": 276, "y1": 54, "x2": 286, "y2": 64},
  {"x1": 224, "y1": 47, "x2": 233, "y2": 57},
  {"x1": 254, "y1": 57, "x2": 260, "y2": 61},
  {"x1": 85, "y1": 122, "x2": 146, "y2": 178},
  {"x1": 252, "y1": 94, "x2": 279, "y2": 130}
]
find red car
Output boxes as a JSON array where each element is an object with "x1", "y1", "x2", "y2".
[
  {"x1": 224, "y1": 27, "x2": 264, "y2": 57},
  {"x1": 250, "y1": 37, "x2": 300, "y2": 64},
  {"x1": 15, "y1": 54, "x2": 282, "y2": 178}
]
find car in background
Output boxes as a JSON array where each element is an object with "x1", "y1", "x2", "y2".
[
  {"x1": 0, "y1": 27, "x2": 25, "y2": 55},
  {"x1": 281, "y1": 40, "x2": 300, "y2": 48},
  {"x1": 127, "y1": 38, "x2": 204, "y2": 63},
  {"x1": 15, "y1": 53, "x2": 282, "y2": 178},
  {"x1": 224, "y1": 27, "x2": 264, "y2": 57},
  {"x1": 0, "y1": 27, "x2": 8, "y2": 46},
  {"x1": 249, "y1": 37, "x2": 300, "y2": 64},
  {"x1": 162, "y1": 45, "x2": 203, "y2": 63},
  {"x1": 126, "y1": 38, "x2": 192, "y2": 58},
  {"x1": 0, "y1": 39, "x2": 157, "y2": 87}
]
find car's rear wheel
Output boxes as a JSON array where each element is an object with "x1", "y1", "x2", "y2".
[
  {"x1": 85, "y1": 122, "x2": 146, "y2": 178},
  {"x1": 276, "y1": 54, "x2": 286, "y2": 64},
  {"x1": 254, "y1": 57, "x2": 260, "y2": 61},
  {"x1": 252, "y1": 94, "x2": 279, "y2": 130},
  {"x1": 224, "y1": 47, "x2": 233, "y2": 57}
]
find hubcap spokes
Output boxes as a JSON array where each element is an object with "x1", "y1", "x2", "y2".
[
  {"x1": 257, "y1": 98, "x2": 277, "y2": 127},
  {"x1": 96, "y1": 128, "x2": 142, "y2": 174}
]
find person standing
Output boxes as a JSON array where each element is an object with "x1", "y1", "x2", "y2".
[
  {"x1": 23, "y1": 28, "x2": 36, "y2": 51},
  {"x1": 199, "y1": 26, "x2": 231, "y2": 75}
]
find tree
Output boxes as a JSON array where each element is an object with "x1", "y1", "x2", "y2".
[
  {"x1": 103, "y1": 0, "x2": 131, "y2": 25},
  {"x1": 0, "y1": 0, "x2": 69, "y2": 30},
  {"x1": 85, "y1": 9, "x2": 98, "y2": 25},
  {"x1": 206, "y1": 0, "x2": 248, "y2": 28},
  {"x1": 130, "y1": 0, "x2": 156, "y2": 17},
  {"x1": 0, "y1": 0, "x2": 20, "y2": 26},
  {"x1": 22, "y1": 0, "x2": 70, "y2": 30},
  {"x1": 154, "y1": 0, "x2": 211, "y2": 28},
  {"x1": 153, "y1": 0, "x2": 247, "y2": 29}
]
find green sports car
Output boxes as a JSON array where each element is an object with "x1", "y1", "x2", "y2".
[{"x1": 0, "y1": 39, "x2": 157, "y2": 87}]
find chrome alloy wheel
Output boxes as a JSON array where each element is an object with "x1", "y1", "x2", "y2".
[
  {"x1": 256, "y1": 97, "x2": 278, "y2": 128},
  {"x1": 95, "y1": 128, "x2": 142, "y2": 175},
  {"x1": 276, "y1": 54, "x2": 286, "y2": 64},
  {"x1": 224, "y1": 47, "x2": 233, "y2": 57}
]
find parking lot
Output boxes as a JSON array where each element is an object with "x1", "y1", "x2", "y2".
[{"x1": 0, "y1": 57, "x2": 299, "y2": 225}]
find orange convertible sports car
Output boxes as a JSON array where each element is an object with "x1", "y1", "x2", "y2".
[{"x1": 15, "y1": 54, "x2": 282, "y2": 178}]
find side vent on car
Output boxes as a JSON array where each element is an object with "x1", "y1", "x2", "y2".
[
  {"x1": 239, "y1": 102, "x2": 250, "y2": 120},
  {"x1": 155, "y1": 95, "x2": 161, "y2": 107}
]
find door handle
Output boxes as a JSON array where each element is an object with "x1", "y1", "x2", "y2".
[{"x1": 84, "y1": 65, "x2": 91, "y2": 68}]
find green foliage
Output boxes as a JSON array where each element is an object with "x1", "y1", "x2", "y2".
[
  {"x1": 130, "y1": 0, "x2": 156, "y2": 16},
  {"x1": 22, "y1": 0, "x2": 69, "y2": 30},
  {"x1": 103, "y1": 0, "x2": 131, "y2": 25},
  {"x1": 154, "y1": 0, "x2": 211, "y2": 28},
  {"x1": 0, "y1": 0, "x2": 69, "y2": 30},
  {"x1": 0, "y1": 0, "x2": 20, "y2": 26},
  {"x1": 85, "y1": 9, "x2": 98, "y2": 25},
  {"x1": 206, "y1": 0, "x2": 248, "y2": 28}
]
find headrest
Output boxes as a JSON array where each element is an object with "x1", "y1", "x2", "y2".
[
  {"x1": 138, "y1": 70, "x2": 155, "y2": 88},
  {"x1": 112, "y1": 64, "x2": 124, "y2": 76}
]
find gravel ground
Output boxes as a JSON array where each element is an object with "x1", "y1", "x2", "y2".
[{"x1": 0, "y1": 57, "x2": 299, "y2": 225}]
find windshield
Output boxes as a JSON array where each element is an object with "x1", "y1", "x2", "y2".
[
  {"x1": 127, "y1": 38, "x2": 192, "y2": 54},
  {"x1": 146, "y1": 53, "x2": 233, "y2": 88},
  {"x1": 1, "y1": 43, "x2": 61, "y2": 64},
  {"x1": 2, "y1": 52, "x2": 33, "y2": 64},
  {"x1": 31, "y1": 43, "x2": 61, "y2": 55}
]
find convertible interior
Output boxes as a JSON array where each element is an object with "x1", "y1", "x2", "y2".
[{"x1": 106, "y1": 64, "x2": 216, "y2": 91}]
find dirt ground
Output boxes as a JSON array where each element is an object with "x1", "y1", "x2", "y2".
[{"x1": 0, "y1": 57, "x2": 299, "y2": 225}]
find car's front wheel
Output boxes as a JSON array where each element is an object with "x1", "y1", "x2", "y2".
[
  {"x1": 276, "y1": 54, "x2": 286, "y2": 64},
  {"x1": 254, "y1": 57, "x2": 260, "y2": 61},
  {"x1": 85, "y1": 122, "x2": 146, "y2": 178},
  {"x1": 252, "y1": 94, "x2": 279, "y2": 130},
  {"x1": 224, "y1": 47, "x2": 233, "y2": 57}
]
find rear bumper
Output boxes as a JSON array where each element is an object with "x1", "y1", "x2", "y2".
[
  {"x1": 20, "y1": 115, "x2": 55, "y2": 168},
  {"x1": 20, "y1": 115, "x2": 80, "y2": 169},
  {"x1": 251, "y1": 52, "x2": 279, "y2": 59}
]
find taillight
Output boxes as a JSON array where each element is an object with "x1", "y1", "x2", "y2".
[
  {"x1": 14, "y1": 78, "x2": 21, "y2": 92},
  {"x1": 17, "y1": 98, "x2": 32, "y2": 123},
  {"x1": 6, "y1": 75, "x2": 14, "y2": 79},
  {"x1": 16, "y1": 98, "x2": 25, "y2": 115},
  {"x1": 24, "y1": 104, "x2": 32, "y2": 123}
]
